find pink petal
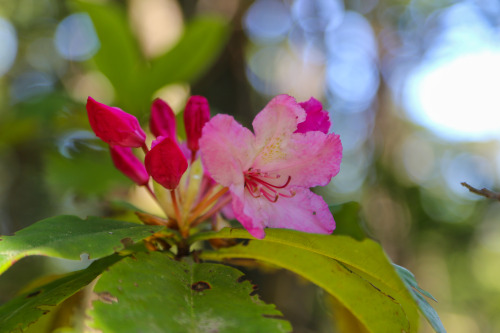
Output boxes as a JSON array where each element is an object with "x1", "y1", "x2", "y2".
[
  {"x1": 109, "y1": 146, "x2": 149, "y2": 186},
  {"x1": 252, "y1": 95, "x2": 306, "y2": 151},
  {"x1": 255, "y1": 131, "x2": 342, "y2": 188},
  {"x1": 296, "y1": 97, "x2": 331, "y2": 134},
  {"x1": 199, "y1": 114, "x2": 256, "y2": 187},
  {"x1": 145, "y1": 137, "x2": 188, "y2": 189},
  {"x1": 231, "y1": 186, "x2": 334, "y2": 239},
  {"x1": 86, "y1": 97, "x2": 146, "y2": 147},
  {"x1": 184, "y1": 95, "x2": 210, "y2": 153},
  {"x1": 150, "y1": 98, "x2": 176, "y2": 139},
  {"x1": 230, "y1": 185, "x2": 266, "y2": 239}
]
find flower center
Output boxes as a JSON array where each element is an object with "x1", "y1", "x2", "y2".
[{"x1": 244, "y1": 168, "x2": 294, "y2": 202}]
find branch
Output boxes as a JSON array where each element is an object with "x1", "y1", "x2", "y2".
[{"x1": 461, "y1": 182, "x2": 500, "y2": 201}]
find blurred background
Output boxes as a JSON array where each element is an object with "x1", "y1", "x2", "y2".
[{"x1": 0, "y1": 0, "x2": 499, "y2": 332}]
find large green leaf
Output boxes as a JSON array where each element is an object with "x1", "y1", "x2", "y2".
[
  {"x1": 195, "y1": 228, "x2": 420, "y2": 333},
  {"x1": 144, "y1": 16, "x2": 229, "y2": 91},
  {"x1": 0, "y1": 254, "x2": 122, "y2": 333},
  {"x1": 0, "y1": 215, "x2": 163, "y2": 275},
  {"x1": 88, "y1": 252, "x2": 291, "y2": 333},
  {"x1": 394, "y1": 264, "x2": 446, "y2": 333},
  {"x1": 71, "y1": 0, "x2": 143, "y2": 101}
]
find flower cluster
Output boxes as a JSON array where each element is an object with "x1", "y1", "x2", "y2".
[
  {"x1": 86, "y1": 94, "x2": 342, "y2": 239},
  {"x1": 86, "y1": 96, "x2": 230, "y2": 238}
]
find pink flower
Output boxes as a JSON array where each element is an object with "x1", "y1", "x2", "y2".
[
  {"x1": 110, "y1": 146, "x2": 149, "y2": 186},
  {"x1": 145, "y1": 137, "x2": 188, "y2": 190},
  {"x1": 184, "y1": 96, "x2": 210, "y2": 154},
  {"x1": 199, "y1": 95, "x2": 342, "y2": 239},
  {"x1": 86, "y1": 97, "x2": 146, "y2": 148}
]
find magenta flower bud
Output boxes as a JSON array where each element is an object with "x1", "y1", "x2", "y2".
[
  {"x1": 86, "y1": 97, "x2": 146, "y2": 147},
  {"x1": 110, "y1": 146, "x2": 149, "y2": 186},
  {"x1": 184, "y1": 95, "x2": 210, "y2": 153},
  {"x1": 145, "y1": 137, "x2": 188, "y2": 190},
  {"x1": 296, "y1": 97, "x2": 331, "y2": 134},
  {"x1": 150, "y1": 98, "x2": 177, "y2": 139}
]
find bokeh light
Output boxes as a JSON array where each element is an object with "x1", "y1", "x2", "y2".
[
  {"x1": 55, "y1": 13, "x2": 100, "y2": 61},
  {"x1": 0, "y1": 18, "x2": 17, "y2": 77},
  {"x1": 401, "y1": 2, "x2": 500, "y2": 141}
]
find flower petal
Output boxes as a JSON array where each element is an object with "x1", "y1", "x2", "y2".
[
  {"x1": 110, "y1": 146, "x2": 149, "y2": 186},
  {"x1": 184, "y1": 95, "x2": 210, "y2": 153},
  {"x1": 252, "y1": 95, "x2": 306, "y2": 161},
  {"x1": 232, "y1": 186, "x2": 334, "y2": 239},
  {"x1": 150, "y1": 98, "x2": 176, "y2": 139},
  {"x1": 86, "y1": 97, "x2": 146, "y2": 147},
  {"x1": 230, "y1": 185, "x2": 266, "y2": 239},
  {"x1": 296, "y1": 97, "x2": 331, "y2": 134},
  {"x1": 145, "y1": 137, "x2": 188, "y2": 189},
  {"x1": 255, "y1": 131, "x2": 342, "y2": 188},
  {"x1": 199, "y1": 114, "x2": 256, "y2": 187}
]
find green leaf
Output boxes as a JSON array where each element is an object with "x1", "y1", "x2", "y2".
[
  {"x1": 0, "y1": 215, "x2": 163, "y2": 275},
  {"x1": 71, "y1": 0, "x2": 143, "y2": 100},
  {"x1": 44, "y1": 149, "x2": 128, "y2": 195},
  {"x1": 145, "y1": 16, "x2": 229, "y2": 90},
  {"x1": 88, "y1": 251, "x2": 291, "y2": 333},
  {"x1": 0, "y1": 254, "x2": 122, "y2": 333},
  {"x1": 328, "y1": 296, "x2": 370, "y2": 333},
  {"x1": 196, "y1": 228, "x2": 420, "y2": 333},
  {"x1": 394, "y1": 264, "x2": 446, "y2": 333}
]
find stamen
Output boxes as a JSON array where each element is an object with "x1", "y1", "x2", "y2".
[{"x1": 244, "y1": 169, "x2": 293, "y2": 203}]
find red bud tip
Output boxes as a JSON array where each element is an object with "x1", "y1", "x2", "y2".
[
  {"x1": 184, "y1": 95, "x2": 210, "y2": 153},
  {"x1": 150, "y1": 98, "x2": 177, "y2": 139},
  {"x1": 86, "y1": 97, "x2": 146, "y2": 147},
  {"x1": 145, "y1": 137, "x2": 188, "y2": 190}
]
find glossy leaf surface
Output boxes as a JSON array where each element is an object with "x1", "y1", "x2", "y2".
[
  {"x1": 197, "y1": 228, "x2": 420, "y2": 333},
  {"x1": 89, "y1": 251, "x2": 291, "y2": 333},
  {"x1": 0, "y1": 215, "x2": 162, "y2": 275}
]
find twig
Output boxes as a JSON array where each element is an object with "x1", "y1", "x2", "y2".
[{"x1": 461, "y1": 182, "x2": 500, "y2": 201}]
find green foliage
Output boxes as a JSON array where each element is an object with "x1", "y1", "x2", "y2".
[
  {"x1": 394, "y1": 264, "x2": 446, "y2": 333},
  {"x1": 72, "y1": 0, "x2": 230, "y2": 114},
  {"x1": 72, "y1": 0, "x2": 142, "y2": 102},
  {"x1": 0, "y1": 254, "x2": 122, "y2": 333},
  {"x1": 143, "y1": 16, "x2": 230, "y2": 92},
  {"x1": 196, "y1": 228, "x2": 420, "y2": 333},
  {"x1": 88, "y1": 252, "x2": 292, "y2": 333},
  {"x1": 44, "y1": 149, "x2": 127, "y2": 195},
  {"x1": 0, "y1": 215, "x2": 163, "y2": 275}
]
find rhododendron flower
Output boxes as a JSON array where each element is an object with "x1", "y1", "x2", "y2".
[
  {"x1": 199, "y1": 95, "x2": 342, "y2": 239},
  {"x1": 86, "y1": 97, "x2": 146, "y2": 148}
]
